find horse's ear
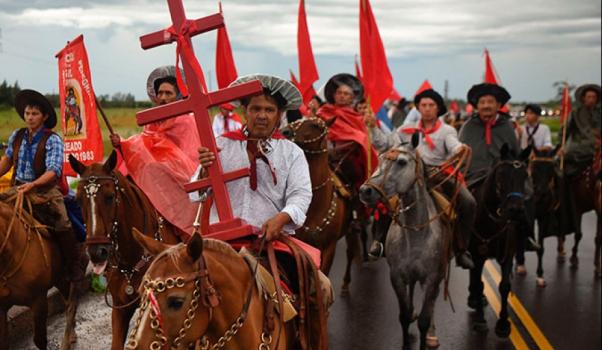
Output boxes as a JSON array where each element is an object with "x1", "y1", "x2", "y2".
[
  {"x1": 411, "y1": 133, "x2": 420, "y2": 149},
  {"x1": 325, "y1": 117, "x2": 337, "y2": 128},
  {"x1": 187, "y1": 233, "x2": 204, "y2": 263},
  {"x1": 500, "y1": 143, "x2": 511, "y2": 160},
  {"x1": 68, "y1": 154, "x2": 86, "y2": 175},
  {"x1": 520, "y1": 145, "x2": 533, "y2": 163},
  {"x1": 103, "y1": 150, "x2": 118, "y2": 173},
  {"x1": 132, "y1": 228, "x2": 170, "y2": 256}
]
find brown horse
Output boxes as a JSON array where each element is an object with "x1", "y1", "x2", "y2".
[
  {"x1": 69, "y1": 151, "x2": 181, "y2": 349},
  {"x1": 281, "y1": 118, "x2": 359, "y2": 292},
  {"x1": 557, "y1": 154, "x2": 602, "y2": 277},
  {"x1": 126, "y1": 230, "x2": 294, "y2": 350},
  {"x1": 0, "y1": 192, "x2": 78, "y2": 350}
]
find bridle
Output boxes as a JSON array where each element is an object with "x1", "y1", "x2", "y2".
[{"x1": 286, "y1": 118, "x2": 329, "y2": 155}]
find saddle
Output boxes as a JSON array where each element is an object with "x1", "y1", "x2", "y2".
[{"x1": 431, "y1": 190, "x2": 458, "y2": 223}]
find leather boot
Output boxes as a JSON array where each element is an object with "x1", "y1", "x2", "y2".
[{"x1": 55, "y1": 230, "x2": 85, "y2": 282}]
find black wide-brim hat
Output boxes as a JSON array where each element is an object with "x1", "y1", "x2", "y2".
[
  {"x1": 524, "y1": 103, "x2": 542, "y2": 116},
  {"x1": 574, "y1": 83, "x2": 601, "y2": 102},
  {"x1": 414, "y1": 89, "x2": 447, "y2": 117},
  {"x1": 324, "y1": 73, "x2": 365, "y2": 105},
  {"x1": 15, "y1": 89, "x2": 57, "y2": 129},
  {"x1": 467, "y1": 83, "x2": 511, "y2": 107}
]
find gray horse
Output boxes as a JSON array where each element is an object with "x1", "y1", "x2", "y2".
[{"x1": 360, "y1": 146, "x2": 449, "y2": 350}]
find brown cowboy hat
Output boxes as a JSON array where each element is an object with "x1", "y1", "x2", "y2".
[
  {"x1": 467, "y1": 83, "x2": 511, "y2": 107},
  {"x1": 15, "y1": 89, "x2": 57, "y2": 129},
  {"x1": 574, "y1": 83, "x2": 601, "y2": 102}
]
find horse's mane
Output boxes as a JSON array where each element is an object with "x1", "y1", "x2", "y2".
[{"x1": 202, "y1": 238, "x2": 240, "y2": 259}]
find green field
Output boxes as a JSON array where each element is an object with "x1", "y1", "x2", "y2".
[{"x1": 1, "y1": 107, "x2": 564, "y2": 157}]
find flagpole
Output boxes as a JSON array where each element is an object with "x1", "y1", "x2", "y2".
[
  {"x1": 560, "y1": 82, "x2": 569, "y2": 171},
  {"x1": 94, "y1": 96, "x2": 115, "y2": 136}
]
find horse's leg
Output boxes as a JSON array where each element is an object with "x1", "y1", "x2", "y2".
[
  {"x1": 320, "y1": 242, "x2": 337, "y2": 276},
  {"x1": 570, "y1": 214, "x2": 583, "y2": 269},
  {"x1": 341, "y1": 229, "x2": 360, "y2": 296},
  {"x1": 0, "y1": 307, "x2": 8, "y2": 350},
  {"x1": 111, "y1": 307, "x2": 136, "y2": 350},
  {"x1": 557, "y1": 235, "x2": 566, "y2": 263},
  {"x1": 32, "y1": 295, "x2": 49, "y2": 350},
  {"x1": 60, "y1": 283, "x2": 79, "y2": 350},
  {"x1": 595, "y1": 215, "x2": 601, "y2": 278},
  {"x1": 468, "y1": 258, "x2": 488, "y2": 332},
  {"x1": 536, "y1": 232, "x2": 546, "y2": 288},
  {"x1": 515, "y1": 236, "x2": 527, "y2": 275},
  {"x1": 495, "y1": 260, "x2": 512, "y2": 338},
  {"x1": 390, "y1": 274, "x2": 412, "y2": 350},
  {"x1": 418, "y1": 281, "x2": 440, "y2": 350}
]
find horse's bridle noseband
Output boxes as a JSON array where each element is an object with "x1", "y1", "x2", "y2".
[
  {"x1": 286, "y1": 118, "x2": 329, "y2": 155},
  {"x1": 80, "y1": 174, "x2": 123, "y2": 246}
]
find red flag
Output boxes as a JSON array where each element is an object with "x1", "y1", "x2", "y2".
[
  {"x1": 290, "y1": 70, "x2": 301, "y2": 88},
  {"x1": 484, "y1": 49, "x2": 500, "y2": 84},
  {"x1": 450, "y1": 100, "x2": 460, "y2": 114},
  {"x1": 415, "y1": 80, "x2": 433, "y2": 96},
  {"x1": 355, "y1": 55, "x2": 363, "y2": 82},
  {"x1": 55, "y1": 35, "x2": 104, "y2": 177},
  {"x1": 297, "y1": 0, "x2": 319, "y2": 104},
  {"x1": 359, "y1": 0, "x2": 394, "y2": 113},
  {"x1": 215, "y1": 2, "x2": 238, "y2": 89},
  {"x1": 560, "y1": 83, "x2": 572, "y2": 125},
  {"x1": 389, "y1": 88, "x2": 401, "y2": 102}
]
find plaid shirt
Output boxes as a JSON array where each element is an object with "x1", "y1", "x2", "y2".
[{"x1": 5, "y1": 128, "x2": 64, "y2": 182}]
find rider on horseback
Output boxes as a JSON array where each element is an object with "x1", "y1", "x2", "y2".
[
  {"x1": 366, "y1": 88, "x2": 476, "y2": 269},
  {"x1": 0, "y1": 89, "x2": 82, "y2": 281}
]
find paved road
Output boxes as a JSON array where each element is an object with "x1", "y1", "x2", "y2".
[{"x1": 11, "y1": 213, "x2": 600, "y2": 349}]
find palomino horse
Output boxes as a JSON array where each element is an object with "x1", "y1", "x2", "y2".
[
  {"x1": 467, "y1": 144, "x2": 532, "y2": 337},
  {"x1": 359, "y1": 146, "x2": 451, "y2": 350},
  {"x1": 69, "y1": 151, "x2": 180, "y2": 350},
  {"x1": 281, "y1": 118, "x2": 359, "y2": 291},
  {"x1": 0, "y1": 192, "x2": 79, "y2": 350},
  {"x1": 557, "y1": 152, "x2": 602, "y2": 277},
  {"x1": 126, "y1": 230, "x2": 296, "y2": 350}
]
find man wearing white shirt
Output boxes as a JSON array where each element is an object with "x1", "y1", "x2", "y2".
[
  {"x1": 519, "y1": 104, "x2": 553, "y2": 151},
  {"x1": 211, "y1": 103, "x2": 243, "y2": 137}
]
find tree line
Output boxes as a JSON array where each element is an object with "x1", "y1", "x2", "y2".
[{"x1": 0, "y1": 80, "x2": 152, "y2": 109}]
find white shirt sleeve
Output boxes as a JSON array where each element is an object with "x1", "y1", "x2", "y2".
[
  {"x1": 281, "y1": 149, "x2": 313, "y2": 233},
  {"x1": 188, "y1": 166, "x2": 203, "y2": 202},
  {"x1": 370, "y1": 126, "x2": 402, "y2": 152},
  {"x1": 444, "y1": 126, "x2": 464, "y2": 154},
  {"x1": 541, "y1": 125, "x2": 553, "y2": 148}
]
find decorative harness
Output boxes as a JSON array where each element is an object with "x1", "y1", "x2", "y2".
[{"x1": 80, "y1": 173, "x2": 165, "y2": 306}]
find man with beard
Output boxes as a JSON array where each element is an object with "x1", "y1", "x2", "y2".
[{"x1": 109, "y1": 66, "x2": 201, "y2": 236}]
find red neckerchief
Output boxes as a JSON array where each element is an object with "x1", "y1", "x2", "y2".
[
  {"x1": 221, "y1": 127, "x2": 285, "y2": 190},
  {"x1": 484, "y1": 116, "x2": 498, "y2": 145},
  {"x1": 223, "y1": 112, "x2": 231, "y2": 132},
  {"x1": 401, "y1": 119, "x2": 442, "y2": 150}
]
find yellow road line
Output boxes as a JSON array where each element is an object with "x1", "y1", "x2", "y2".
[
  {"x1": 482, "y1": 275, "x2": 530, "y2": 349},
  {"x1": 484, "y1": 261, "x2": 554, "y2": 350}
]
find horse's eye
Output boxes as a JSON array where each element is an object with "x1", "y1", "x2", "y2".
[
  {"x1": 396, "y1": 158, "x2": 407, "y2": 167},
  {"x1": 167, "y1": 296, "x2": 185, "y2": 310}
]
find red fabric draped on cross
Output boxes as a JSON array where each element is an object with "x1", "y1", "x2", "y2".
[
  {"x1": 221, "y1": 128, "x2": 285, "y2": 190},
  {"x1": 401, "y1": 119, "x2": 442, "y2": 150},
  {"x1": 166, "y1": 20, "x2": 209, "y2": 96}
]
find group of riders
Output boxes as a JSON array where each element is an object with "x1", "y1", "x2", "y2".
[{"x1": 0, "y1": 65, "x2": 600, "y2": 348}]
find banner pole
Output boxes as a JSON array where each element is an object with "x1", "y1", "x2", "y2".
[{"x1": 94, "y1": 96, "x2": 115, "y2": 136}]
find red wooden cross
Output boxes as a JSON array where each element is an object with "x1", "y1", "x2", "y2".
[{"x1": 136, "y1": 0, "x2": 262, "y2": 239}]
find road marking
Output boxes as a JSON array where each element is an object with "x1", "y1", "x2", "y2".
[
  {"x1": 484, "y1": 261, "x2": 554, "y2": 350},
  {"x1": 482, "y1": 275, "x2": 530, "y2": 349}
]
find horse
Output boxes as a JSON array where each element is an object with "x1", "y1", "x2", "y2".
[
  {"x1": 69, "y1": 151, "x2": 181, "y2": 350},
  {"x1": 0, "y1": 192, "x2": 79, "y2": 350},
  {"x1": 467, "y1": 144, "x2": 532, "y2": 337},
  {"x1": 359, "y1": 146, "x2": 450, "y2": 350},
  {"x1": 557, "y1": 151, "x2": 602, "y2": 277},
  {"x1": 125, "y1": 230, "x2": 295, "y2": 350},
  {"x1": 519, "y1": 147, "x2": 561, "y2": 287},
  {"x1": 281, "y1": 117, "x2": 359, "y2": 293}
]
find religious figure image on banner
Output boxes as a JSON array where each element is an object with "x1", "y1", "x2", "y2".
[
  {"x1": 64, "y1": 84, "x2": 85, "y2": 136},
  {"x1": 56, "y1": 34, "x2": 103, "y2": 176}
]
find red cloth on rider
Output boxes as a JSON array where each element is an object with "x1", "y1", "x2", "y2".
[
  {"x1": 316, "y1": 104, "x2": 379, "y2": 184},
  {"x1": 401, "y1": 119, "x2": 442, "y2": 150},
  {"x1": 118, "y1": 114, "x2": 201, "y2": 237},
  {"x1": 484, "y1": 117, "x2": 497, "y2": 145},
  {"x1": 440, "y1": 164, "x2": 466, "y2": 184}
]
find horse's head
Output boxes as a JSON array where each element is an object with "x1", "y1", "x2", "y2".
[
  {"x1": 127, "y1": 230, "x2": 217, "y2": 350},
  {"x1": 529, "y1": 146, "x2": 560, "y2": 200},
  {"x1": 488, "y1": 144, "x2": 532, "y2": 218},
  {"x1": 281, "y1": 117, "x2": 335, "y2": 154},
  {"x1": 69, "y1": 150, "x2": 120, "y2": 274},
  {"x1": 360, "y1": 145, "x2": 420, "y2": 207}
]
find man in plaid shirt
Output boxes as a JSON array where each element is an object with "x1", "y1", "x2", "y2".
[{"x1": 0, "y1": 89, "x2": 81, "y2": 281}]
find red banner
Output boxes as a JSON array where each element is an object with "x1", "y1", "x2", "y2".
[
  {"x1": 560, "y1": 82, "x2": 572, "y2": 125},
  {"x1": 56, "y1": 35, "x2": 103, "y2": 177}
]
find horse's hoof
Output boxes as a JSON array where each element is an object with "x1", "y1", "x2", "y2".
[
  {"x1": 467, "y1": 295, "x2": 488, "y2": 310},
  {"x1": 557, "y1": 254, "x2": 566, "y2": 264},
  {"x1": 495, "y1": 319, "x2": 511, "y2": 338},
  {"x1": 536, "y1": 277, "x2": 547, "y2": 288},
  {"x1": 426, "y1": 335, "x2": 440, "y2": 348},
  {"x1": 473, "y1": 321, "x2": 489, "y2": 333},
  {"x1": 595, "y1": 268, "x2": 602, "y2": 279},
  {"x1": 570, "y1": 256, "x2": 579, "y2": 269},
  {"x1": 515, "y1": 265, "x2": 527, "y2": 276}
]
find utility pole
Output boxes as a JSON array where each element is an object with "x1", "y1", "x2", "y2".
[
  {"x1": 444, "y1": 79, "x2": 449, "y2": 101},
  {"x1": 0, "y1": 27, "x2": 3, "y2": 53}
]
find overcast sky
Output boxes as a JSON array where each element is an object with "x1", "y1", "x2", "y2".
[{"x1": 0, "y1": 0, "x2": 600, "y2": 102}]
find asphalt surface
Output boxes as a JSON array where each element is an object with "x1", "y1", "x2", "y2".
[{"x1": 10, "y1": 212, "x2": 600, "y2": 350}]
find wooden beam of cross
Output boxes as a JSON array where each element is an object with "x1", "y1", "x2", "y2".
[{"x1": 136, "y1": 0, "x2": 263, "y2": 239}]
